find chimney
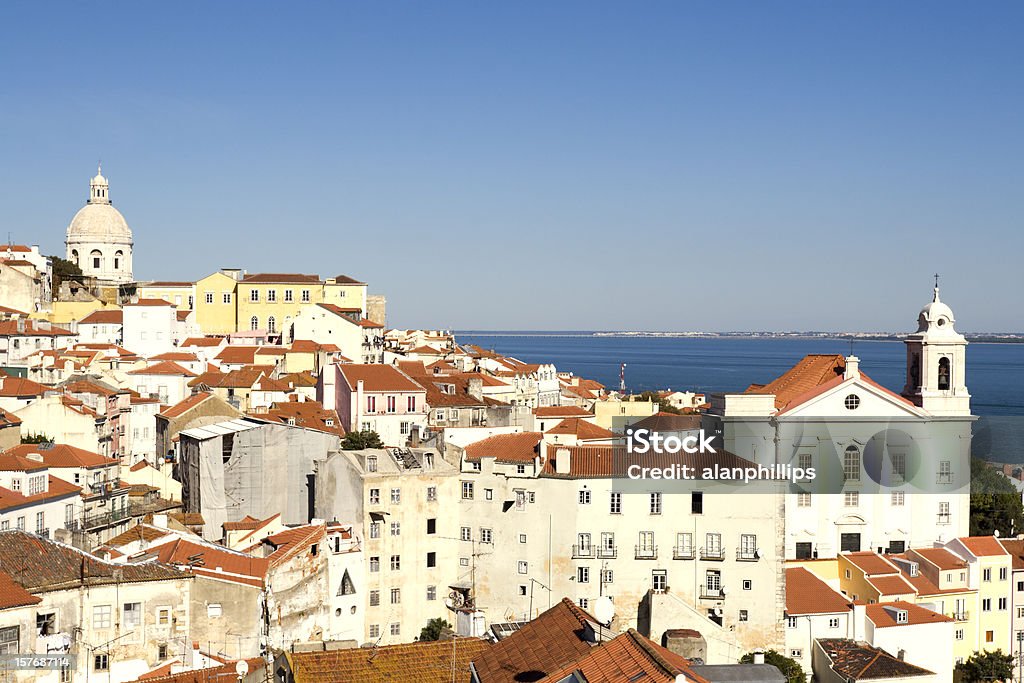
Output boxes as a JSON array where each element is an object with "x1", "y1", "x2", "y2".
[
  {"x1": 16, "y1": 318, "x2": 25, "y2": 334},
  {"x1": 468, "y1": 378, "x2": 483, "y2": 401},
  {"x1": 844, "y1": 356, "x2": 860, "y2": 379},
  {"x1": 555, "y1": 447, "x2": 571, "y2": 475},
  {"x1": 752, "y1": 650, "x2": 765, "y2": 664}
]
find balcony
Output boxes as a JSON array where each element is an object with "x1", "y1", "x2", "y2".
[
  {"x1": 81, "y1": 507, "x2": 131, "y2": 530},
  {"x1": 700, "y1": 547, "x2": 725, "y2": 561},
  {"x1": 937, "y1": 474, "x2": 953, "y2": 484},
  {"x1": 700, "y1": 587, "x2": 725, "y2": 600},
  {"x1": 672, "y1": 546, "x2": 695, "y2": 560},
  {"x1": 597, "y1": 545, "x2": 617, "y2": 559},
  {"x1": 572, "y1": 545, "x2": 595, "y2": 559},
  {"x1": 952, "y1": 611, "x2": 969, "y2": 622},
  {"x1": 736, "y1": 547, "x2": 759, "y2": 562},
  {"x1": 34, "y1": 528, "x2": 50, "y2": 539},
  {"x1": 635, "y1": 545, "x2": 658, "y2": 560},
  {"x1": 937, "y1": 513, "x2": 951, "y2": 525}
]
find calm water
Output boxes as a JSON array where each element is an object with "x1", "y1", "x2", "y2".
[{"x1": 457, "y1": 333, "x2": 1024, "y2": 417}]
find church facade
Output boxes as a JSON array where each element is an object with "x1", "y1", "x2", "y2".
[
  {"x1": 65, "y1": 166, "x2": 134, "y2": 285},
  {"x1": 708, "y1": 285, "x2": 974, "y2": 559}
]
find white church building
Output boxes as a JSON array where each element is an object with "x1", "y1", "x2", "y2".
[
  {"x1": 65, "y1": 166, "x2": 134, "y2": 284},
  {"x1": 708, "y1": 284, "x2": 973, "y2": 559}
]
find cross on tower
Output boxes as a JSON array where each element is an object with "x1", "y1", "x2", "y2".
[{"x1": 934, "y1": 273, "x2": 940, "y2": 289}]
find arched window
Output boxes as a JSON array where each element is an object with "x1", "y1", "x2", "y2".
[
  {"x1": 70, "y1": 250, "x2": 79, "y2": 265},
  {"x1": 843, "y1": 445, "x2": 860, "y2": 482},
  {"x1": 90, "y1": 250, "x2": 102, "y2": 270},
  {"x1": 938, "y1": 357, "x2": 951, "y2": 390},
  {"x1": 267, "y1": 316, "x2": 276, "y2": 334},
  {"x1": 114, "y1": 250, "x2": 124, "y2": 270},
  {"x1": 250, "y1": 316, "x2": 259, "y2": 331}
]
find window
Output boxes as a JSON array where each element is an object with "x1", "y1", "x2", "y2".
[
  {"x1": 984, "y1": 568, "x2": 992, "y2": 582},
  {"x1": 93, "y1": 604, "x2": 112, "y2": 629},
  {"x1": 460, "y1": 557, "x2": 470, "y2": 566},
  {"x1": 390, "y1": 488, "x2": 401, "y2": 504},
  {"x1": 518, "y1": 585, "x2": 528, "y2": 596},
  {"x1": 435, "y1": 409, "x2": 445, "y2": 421},
  {"x1": 844, "y1": 393, "x2": 860, "y2": 410},
  {"x1": 267, "y1": 316, "x2": 276, "y2": 333},
  {"x1": 956, "y1": 628, "x2": 964, "y2": 640},
  {"x1": 652, "y1": 570, "x2": 667, "y2": 592},
  {"x1": 284, "y1": 289, "x2": 293, "y2": 302},
  {"x1": 1000, "y1": 567, "x2": 1008, "y2": 581},
  {"x1": 370, "y1": 556, "x2": 380, "y2": 572},
  {"x1": 366, "y1": 456, "x2": 377, "y2": 472},
  {"x1": 427, "y1": 486, "x2": 437, "y2": 501},
  {"x1": 426, "y1": 552, "x2": 436, "y2": 568},
  {"x1": 739, "y1": 534, "x2": 757, "y2": 560},
  {"x1": 891, "y1": 490, "x2": 905, "y2": 506},
  {"x1": 739, "y1": 610, "x2": 748, "y2": 622},
  {"x1": 938, "y1": 357, "x2": 951, "y2": 390},
  {"x1": 577, "y1": 567, "x2": 590, "y2": 583},
  {"x1": 843, "y1": 445, "x2": 860, "y2": 481},
  {"x1": 390, "y1": 521, "x2": 400, "y2": 536},
  {"x1": 369, "y1": 624, "x2": 380, "y2": 638},
  {"x1": 301, "y1": 289, "x2": 311, "y2": 302},
  {"x1": 390, "y1": 555, "x2": 400, "y2": 570},
  {"x1": 676, "y1": 532, "x2": 693, "y2": 557},
  {"x1": 223, "y1": 292, "x2": 232, "y2": 304},
  {"x1": 250, "y1": 316, "x2": 259, "y2": 331},
  {"x1": 427, "y1": 585, "x2": 437, "y2": 601},
  {"x1": 691, "y1": 491, "x2": 703, "y2": 514},
  {"x1": 426, "y1": 518, "x2": 436, "y2": 535},
  {"x1": 207, "y1": 603, "x2": 222, "y2": 618},
  {"x1": 519, "y1": 534, "x2": 527, "y2": 543},
  {"x1": 649, "y1": 492, "x2": 662, "y2": 515},
  {"x1": 391, "y1": 588, "x2": 401, "y2": 604},
  {"x1": 366, "y1": 396, "x2": 376, "y2": 412},
  {"x1": 205, "y1": 292, "x2": 214, "y2": 304},
  {"x1": 462, "y1": 481, "x2": 474, "y2": 500},
  {"x1": 267, "y1": 289, "x2": 277, "y2": 302},
  {"x1": 844, "y1": 491, "x2": 859, "y2": 507},
  {"x1": 742, "y1": 579, "x2": 752, "y2": 590},
  {"x1": 891, "y1": 453, "x2": 906, "y2": 483},
  {"x1": 795, "y1": 542, "x2": 813, "y2": 559},
  {"x1": 390, "y1": 623, "x2": 400, "y2": 636},
  {"x1": 829, "y1": 617, "x2": 839, "y2": 628},
  {"x1": 35, "y1": 511, "x2": 45, "y2": 533},
  {"x1": 387, "y1": 395, "x2": 396, "y2": 413},
  {"x1": 578, "y1": 489, "x2": 591, "y2": 505},
  {"x1": 999, "y1": 597, "x2": 1008, "y2": 610},
  {"x1": 369, "y1": 488, "x2": 380, "y2": 505},
  {"x1": 485, "y1": 488, "x2": 493, "y2": 500},
  {"x1": 578, "y1": 598, "x2": 589, "y2": 609},
  {"x1": 369, "y1": 590, "x2": 380, "y2": 606},
  {"x1": 602, "y1": 569, "x2": 614, "y2": 584},
  {"x1": 94, "y1": 654, "x2": 109, "y2": 672},
  {"x1": 787, "y1": 617, "x2": 798, "y2": 629},
  {"x1": 157, "y1": 607, "x2": 172, "y2": 626},
  {"x1": 610, "y1": 491, "x2": 622, "y2": 514},
  {"x1": 982, "y1": 598, "x2": 992, "y2": 612},
  {"x1": 407, "y1": 396, "x2": 416, "y2": 411},
  {"x1": 481, "y1": 528, "x2": 493, "y2": 544},
  {"x1": 249, "y1": 289, "x2": 259, "y2": 302},
  {"x1": 986, "y1": 630, "x2": 994, "y2": 643},
  {"x1": 518, "y1": 561, "x2": 528, "y2": 574},
  {"x1": 123, "y1": 603, "x2": 141, "y2": 630},
  {"x1": 461, "y1": 526, "x2": 472, "y2": 541},
  {"x1": 938, "y1": 460, "x2": 952, "y2": 483},
  {"x1": 797, "y1": 492, "x2": 812, "y2": 507},
  {"x1": 790, "y1": 649, "x2": 803, "y2": 659},
  {"x1": 798, "y1": 453, "x2": 812, "y2": 471}
]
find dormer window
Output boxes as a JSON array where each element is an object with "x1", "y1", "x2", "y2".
[
  {"x1": 366, "y1": 456, "x2": 378, "y2": 473},
  {"x1": 896, "y1": 609, "x2": 908, "y2": 624}
]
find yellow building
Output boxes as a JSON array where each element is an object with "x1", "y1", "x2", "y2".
[
  {"x1": 194, "y1": 271, "x2": 240, "y2": 335},
  {"x1": 837, "y1": 552, "x2": 917, "y2": 603},
  {"x1": 137, "y1": 281, "x2": 195, "y2": 310},
  {"x1": 236, "y1": 273, "x2": 324, "y2": 337},
  {"x1": 593, "y1": 397, "x2": 656, "y2": 432},
  {"x1": 902, "y1": 547, "x2": 978, "y2": 666},
  {"x1": 322, "y1": 275, "x2": 368, "y2": 317},
  {"x1": 946, "y1": 536, "x2": 1014, "y2": 655}
]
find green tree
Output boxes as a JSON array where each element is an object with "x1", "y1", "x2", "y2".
[
  {"x1": 956, "y1": 649, "x2": 1014, "y2": 682},
  {"x1": 418, "y1": 617, "x2": 451, "y2": 642},
  {"x1": 21, "y1": 433, "x2": 53, "y2": 445},
  {"x1": 341, "y1": 429, "x2": 384, "y2": 450},
  {"x1": 970, "y1": 457, "x2": 1024, "y2": 536},
  {"x1": 49, "y1": 255, "x2": 82, "y2": 293},
  {"x1": 739, "y1": 650, "x2": 804, "y2": 683},
  {"x1": 634, "y1": 391, "x2": 681, "y2": 414}
]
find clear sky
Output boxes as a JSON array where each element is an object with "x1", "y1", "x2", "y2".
[{"x1": 3, "y1": 2, "x2": 1021, "y2": 332}]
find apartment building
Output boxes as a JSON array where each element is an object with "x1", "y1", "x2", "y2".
[{"x1": 324, "y1": 364, "x2": 428, "y2": 446}]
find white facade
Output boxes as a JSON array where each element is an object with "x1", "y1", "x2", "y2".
[
  {"x1": 65, "y1": 167, "x2": 134, "y2": 284},
  {"x1": 123, "y1": 299, "x2": 177, "y2": 357}
]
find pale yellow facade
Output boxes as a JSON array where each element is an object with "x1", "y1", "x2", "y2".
[
  {"x1": 32, "y1": 300, "x2": 110, "y2": 325},
  {"x1": 137, "y1": 283, "x2": 195, "y2": 310},
  {"x1": 194, "y1": 272, "x2": 239, "y2": 335},
  {"x1": 593, "y1": 397, "x2": 657, "y2": 432},
  {"x1": 323, "y1": 278, "x2": 368, "y2": 316},
  {"x1": 236, "y1": 280, "x2": 323, "y2": 336}
]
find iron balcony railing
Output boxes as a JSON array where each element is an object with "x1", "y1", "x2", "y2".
[
  {"x1": 700, "y1": 547, "x2": 725, "y2": 561},
  {"x1": 736, "y1": 547, "x2": 759, "y2": 561},
  {"x1": 572, "y1": 544, "x2": 595, "y2": 559},
  {"x1": 597, "y1": 545, "x2": 617, "y2": 559},
  {"x1": 673, "y1": 546, "x2": 695, "y2": 560},
  {"x1": 635, "y1": 545, "x2": 658, "y2": 560},
  {"x1": 701, "y1": 587, "x2": 725, "y2": 599}
]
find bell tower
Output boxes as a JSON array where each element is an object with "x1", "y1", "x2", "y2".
[{"x1": 902, "y1": 277, "x2": 970, "y2": 416}]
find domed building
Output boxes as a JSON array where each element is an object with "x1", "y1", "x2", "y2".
[{"x1": 65, "y1": 166, "x2": 134, "y2": 284}]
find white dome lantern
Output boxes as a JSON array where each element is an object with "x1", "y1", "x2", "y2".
[{"x1": 65, "y1": 165, "x2": 134, "y2": 284}]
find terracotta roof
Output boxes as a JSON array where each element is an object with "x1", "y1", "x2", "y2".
[
  {"x1": 842, "y1": 552, "x2": 900, "y2": 575},
  {"x1": 124, "y1": 298, "x2": 175, "y2": 307},
  {"x1": 143, "y1": 537, "x2": 268, "y2": 588},
  {"x1": 537, "y1": 629, "x2": 699, "y2": 683},
  {"x1": 542, "y1": 445, "x2": 756, "y2": 479},
  {"x1": 259, "y1": 524, "x2": 325, "y2": 567},
  {"x1": 628, "y1": 412, "x2": 703, "y2": 432},
  {"x1": 126, "y1": 658, "x2": 265, "y2": 683},
  {"x1": 142, "y1": 281, "x2": 194, "y2": 287},
  {"x1": 0, "y1": 476, "x2": 82, "y2": 513},
  {"x1": 0, "y1": 320, "x2": 74, "y2": 336},
  {"x1": 909, "y1": 547, "x2": 969, "y2": 572},
  {"x1": 0, "y1": 376, "x2": 48, "y2": 397},
  {"x1": 222, "y1": 515, "x2": 266, "y2": 531},
  {"x1": 241, "y1": 273, "x2": 322, "y2": 284},
  {"x1": 0, "y1": 530, "x2": 186, "y2": 591},
  {"x1": 465, "y1": 432, "x2": 543, "y2": 464},
  {"x1": 533, "y1": 406, "x2": 593, "y2": 418},
  {"x1": 78, "y1": 309, "x2": 124, "y2": 325},
  {"x1": 105, "y1": 524, "x2": 173, "y2": 548},
  {"x1": 546, "y1": 418, "x2": 616, "y2": 440},
  {"x1": 865, "y1": 601, "x2": 953, "y2": 628},
  {"x1": 0, "y1": 305, "x2": 28, "y2": 317},
  {"x1": 0, "y1": 452, "x2": 49, "y2": 473},
  {"x1": 176, "y1": 310, "x2": 191, "y2": 322},
  {"x1": 215, "y1": 346, "x2": 259, "y2": 364},
  {"x1": 159, "y1": 392, "x2": 214, "y2": 419},
  {"x1": 287, "y1": 638, "x2": 489, "y2": 682},
  {"x1": 330, "y1": 274, "x2": 365, "y2": 284},
  {"x1": 338, "y1": 364, "x2": 424, "y2": 393},
  {"x1": 866, "y1": 575, "x2": 917, "y2": 596},
  {"x1": 251, "y1": 401, "x2": 345, "y2": 436},
  {"x1": 63, "y1": 379, "x2": 121, "y2": 397},
  {"x1": 745, "y1": 354, "x2": 846, "y2": 410},
  {"x1": 816, "y1": 639, "x2": 934, "y2": 679},
  {"x1": 127, "y1": 361, "x2": 197, "y2": 377},
  {"x1": 0, "y1": 569, "x2": 42, "y2": 609},
  {"x1": 171, "y1": 512, "x2": 205, "y2": 526},
  {"x1": 317, "y1": 303, "x2": 363, "y2": 318},
  {"x1": 958, "y1": 536, "x2": 1009, "y2": 557},
  {"x1": 470, "y1": 598, "x2": 606, "y2": 683},
  {"x1": 181, "y1": 337, "x2": 225, "y2": 347},
  {"x1": 786, "y1": 567, "x2": 850, "y2": 615},
  {"x1": 0, "y1": 407, "x2": 22, "y2": 428},
  {"x1": 150, "y1": 352, "x2": 200, "y2": 362},
  {"x1": 999, "y1": 539, "x2": 1024, "y2": 571},
  {"x1": 4, "y1": 443, "x2": 118, "y2": 469}
]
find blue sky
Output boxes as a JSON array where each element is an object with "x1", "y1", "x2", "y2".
[{"x1": 3, "y1": 2, "x2": 1022, "y2": 331}]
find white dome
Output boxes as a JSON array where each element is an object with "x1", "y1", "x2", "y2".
[
  {"x1": 66, "y1": 202, "x2": 133, "y2": 243},
  {"x1": 917, "y1": 287, "x2": 956, "y2": 332}
]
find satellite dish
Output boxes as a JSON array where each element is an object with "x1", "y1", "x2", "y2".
[
  {"x1": 234, "y1": 660, "x2": 249, "y2": 677},
  {"x1": 593, "y1": 596, "x2": 615, "y2": 625}
]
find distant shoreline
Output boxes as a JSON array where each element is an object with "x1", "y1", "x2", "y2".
[{"x1": 456, "y1": 331, "x2": 1024, "y2": 344}]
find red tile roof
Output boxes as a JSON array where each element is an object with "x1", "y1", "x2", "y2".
[
  {"x1": 4, "y1": 443, "x2": 118, "y2": 469},
  {"x1": 0, "y1": 320, "x2": 74, "y2": 336},
  {"x1": 533, "y1": 406, "x2": 593, "y2": 418},
  {"x1": 0, "y1": 407, "x2": 22, "y2": 428},
  {"x1": 538, "y1": 629, "x2": 699, "y2": 683},
  {"x1": 0, "y1": 476, "x2": 82, "y2": 512},
  {"x1": 181, "y1": 337, "x2": 225, "y2": 347},
  {"x1": 150, "y1": 352, "x2": 200, "y2": 362},
  {"x1": 124, "y1": 298, "x2": 175, "y2": 307},
  {"x1": 128, "y1": 361, "x2": 197, "y2": 377},
  {"x1": 866, "y1": 575, "x2": 917, "y2": 596},
  {"x1": 144, "y1": 537, "x2": 268, "y2": 588},
  {"x1": 159, "y1": 392, "x2": 216, "y2": 419},
  {"x1": 338, "y1": 364, "x2": 424, "y2": 393},
  {"x1": 785, "y1": 567, "x2": 850, "y2": 615},
  {"x1": 126, "y1": 658, "x2": 266, "y2": 683},
  {"x1": 464, "y1": 432, "x2": 542, "y2": 464},
  {"x1": 842, "y1": 552, "x2": 900, "y2": 575},
  {"x1": 78, "y1": 309, "x2": 124, "y2": 325},
  {"x1": 0, "y1": 569, "x2": 42, "y2": 609},
  {"x1": 241, "y1": 273, "x2": 322, "y2": 284},
  {"x1": 866, "y1": 601, "x2": 953, "y2": 628},
  {"x1": 286, "y1": 638, "x2": 489, "y2": 682},
  {"x1": 541, "y1": 445, "x2": 756, "y2": 479},
  {"x1": 330, "y1": 274, "x2": 365, "y2": 284},
  {"x1": 958, "y1": 536, "x2": 1009, "y2": 557},
  {"x1": 215, "y1": 346, "x2": 260, "y2": 364},
  {"x1": 250, "y1": 401, "x2": 345, "y2": 436},
  {"x1": 0, "y1": 376, "x2": 48, "y2": 397},
  {"x1": 546, "y1": 418, "x2": 617, "y2": 440},
  {"x1": 999, "y1": 539, "x2": 1024, "y2": 571},
  {"x1": 745, "y1": 354, "x2": 846, "y2": 410},
  {"x1": 816, "y1": 639, "x2": 934, "y2": 679},
  {"x1": 909, "y1": 547, "x2": 969, "y2": 571}
]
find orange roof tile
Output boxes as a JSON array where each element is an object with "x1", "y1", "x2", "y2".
[
  {"x1": 78, "y1": 309, "x2": 124, "y2": 325},
  {"x1": 866, "y1": 575, "x2": 918, "y2": 596},
  {"x1": 126, "y1": 658, "x2": 265, "y2": 683},
  {"x1": 958, "y1": 536, "x2": 1009, "y2": 557},
  {"x1": 181, "y1": 337, "x2": 225, "y2": 347},
  {"x1": 159, "y1": 392, "x2": 215, "y2": 419},
  {"x1": 128, "y1": 361, "x2": 197, "y2": 377},
  {"x1": 785, "y1": 567, "x2": 850, "y2": 615},
  {"x1": 287, "y1": 638, "x2": 489, "y2": 683},
  {"x1": 0, "y1": 569, "x2": 42, "y2": 610},
  {"x1": 842, "y1": 552, "x2": 900, "y2": 575},
  {"x1": 865, "y1": 601, "x2": 953, "y2": 627},
  {"x1": 909, "y1": 547, "x2": 969, "y2": 571},
  {"x1": 546, "y1": 418, "x2": 617, "y2": 440},
  {"x1": 338, "y1": 364, "x2": 424, "y2": 393},
  {"x1": 745, "y1": 354, "x2": 846, "y2": 410},
  {"x1": 538, "y1": 629, "x2": 698, "y2": 683},
  {"x1": 4, "y1": 443, "x2": 118, "y2": 469},
  {"x1": 465, "y1": 432, "x2": 542, "y2": 464},
  {"x1": 533, "y1": 406, "x2": 592, "y2": 418},
  {"x1": 0, "y1": 320, "x2": 74, "y2": 336}
]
